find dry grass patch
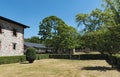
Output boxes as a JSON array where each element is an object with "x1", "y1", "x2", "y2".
[
  {"x1": 74, "y1": 51, "x2": 100, "y2": 55},
  {"x1": 0, "y1": 59, "x2": 120, "y2": 77}
]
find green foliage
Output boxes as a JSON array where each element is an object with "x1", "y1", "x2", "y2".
[
  {"x1": 105, "y1": 25, "x2": 120, "y2": 54},
  {"x1": 25, "y1": 36, "x2": 41, "y2": 44},
  {"x1": 26, "y1": 47, "x2": 36, "y2": 63},
  {"x1": 36, "y1": 54, "x2": 49, "y2": 60},
  {"x1": 38, "y1": 16, "x2": 67, "y2": 48},
  {"x1": 0, "y1": 56, "x2": 26, "y2": 65},
  {"x1": 106, "y1": 54, "x2": 120, "y2": 69},
  {"x1": 76, "y1": 0, "x2": 120, "y2": 54},
  {"x1": 81, "y1": 25, "x2": 120, "y2": 54},
  {"x1": 76, "y1": 0, "x2": 119, "y2": 33},
  {"x1": 39, "y1": 16, "x2": 79, "y2": 53},
  {"x1": 81, "y1": 30, "x2": 109, "y2": 52},
  {"x1": 38, "y1": 16, "x2": 66, "y2": 40},
  {"x1": 49, "y1": 54, "x2": 70, "y2": 59},
  {"x1": 76, "y1": 8, "x2": 105, "y2": 33},
  {"x1": 75, "y1": 0, "x2": 120, "y2": 69},
  {"x1": 102, "y1": 0, "x2": 120, "y2": 25},
  {"x1": 53, "y1": 25, "x2": 79, "y2": 49}
]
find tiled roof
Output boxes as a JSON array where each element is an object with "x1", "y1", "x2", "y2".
[
  {"x1": 24, "y1": 42, "x2": 46, "y2": 49},
  {"x1": 0, "y1": 16, "x2": 30, "y2": 28}
]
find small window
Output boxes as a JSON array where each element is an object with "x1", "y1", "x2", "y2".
[
  {"x1": 0, "y1": 26, "x2": 2, "y2": 33},
  {"x1": 13, "y1": 43, "x2": 16, "y2": 50},
  {"x1": 13, "y1": 29, "x2": 17, "y2": 36}
]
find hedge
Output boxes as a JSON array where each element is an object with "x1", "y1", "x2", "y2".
[
  {"x1": 0, "y1": 54, "x2": 50, "y2": 65},
  {"x1": 0, "y1": 54, "x2": 109, "y2": 65},
  {"x1": 0, "y1": 55, "x2": 26, "y2": 65},
  {"x1": 36, "y1": 54, "x2": 49, "y2": 60},
  {"x1": 49, "y1": 54, "x2": 107, "y2": 60},
  {"x1": 79, "y1": 54, "x2": 108, "y2": 60}
]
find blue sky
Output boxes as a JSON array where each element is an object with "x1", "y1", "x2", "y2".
[{"x1": 0, "y1": 0, "x2": 102, "y2": 38}]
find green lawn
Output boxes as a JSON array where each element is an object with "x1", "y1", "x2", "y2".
[{"x1": 0, "y1": 59, "x2": 119, "y2": 77}]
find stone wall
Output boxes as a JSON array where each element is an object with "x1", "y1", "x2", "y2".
[{"x1": 0, "y1": 19, "x2": 24, "y2": 56}]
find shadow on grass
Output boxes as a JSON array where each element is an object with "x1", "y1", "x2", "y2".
[{"x1": 81, "y1": 66, "x2": 114, "y2": 71}]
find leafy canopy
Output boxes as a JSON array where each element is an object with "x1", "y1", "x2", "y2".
[{"x1": 39, "y1": 16, "x2": 79, "y2": 52}]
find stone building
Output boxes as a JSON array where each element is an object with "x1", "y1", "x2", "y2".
[{"x1": 0, "y1": 16, "x2": 29, "y2": 56}]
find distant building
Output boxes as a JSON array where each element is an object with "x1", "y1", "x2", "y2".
[
  {"x1": 0, "y1": 16, "x2": 29, "y2": 56},
  {"x1": 24, "y1": 42, "x2": 47, "y2": 54}
]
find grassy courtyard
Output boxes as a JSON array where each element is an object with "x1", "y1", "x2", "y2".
[{"x1": 0, "y1": 59, "x2": 120, "y2": 77}]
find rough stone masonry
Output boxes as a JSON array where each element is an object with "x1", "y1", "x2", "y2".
[{"x1": 0, "y1": 16, "x2": 29, "y2": 56}]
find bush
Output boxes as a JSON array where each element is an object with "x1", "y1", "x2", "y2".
[
  {"x1": 0, "y1": 56, "x2": 26, "y2": 65},
  {"x1": 26, "y1": 47, "x2": 36, "y2": 63}
]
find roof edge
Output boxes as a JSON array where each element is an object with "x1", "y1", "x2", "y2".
[{"x1": 0, "y1": 16, "x2": 30, "y2": 28}]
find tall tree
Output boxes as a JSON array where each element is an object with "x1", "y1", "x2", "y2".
[
  {"x1": 76, "y1": 0, "x2": 120, "y2": 54},
  {"x1": 52, "y1": 25, "x2": 79, "y2": 51},
  {"x1": 102, "y1": 0, "x2": 120, "y2": 25},
  {"x1": 38, "y1": 16, "x2": 67, "y2": 48},
  {"x1": 38, "y1": 16, "x2": 66, "y2": 40},
  {"x1": 76, "y1": 0, "x2": 118, "y2": 33},
  {"x1": 76, "y1": 8, "x2": 115, "y2": 33},
  {"x1": 39, "y1": 16, "x2": 79, "y2": 53},
  {"x1": 76, "y1": 8, "x2": 104, "y2": 33}
]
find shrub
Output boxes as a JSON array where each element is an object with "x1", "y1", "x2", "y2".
[
  {"x1": 0, "y1": 56, "x2": 26, "y2": 64},
  {"x1": 26, "y1": 47, "x2": 36, "y2": 63}
]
